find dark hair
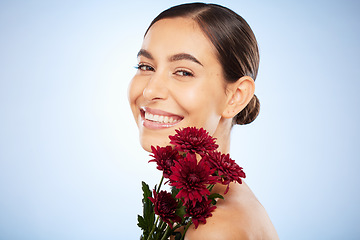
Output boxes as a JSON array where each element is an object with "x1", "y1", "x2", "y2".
[{"x1": 145, "y1": 3, "x2": 260, "y2": 125}]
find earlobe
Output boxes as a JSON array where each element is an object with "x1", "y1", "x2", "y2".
[{"x1": 222, "y1": 76, "x2": 255, "y2": 118}]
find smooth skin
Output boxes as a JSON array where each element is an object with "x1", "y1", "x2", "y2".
[{"x1": 128, "y1": 17, "x2": 279, "y2": 239}]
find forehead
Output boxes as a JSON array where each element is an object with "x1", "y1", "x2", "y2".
[{"x1": 141, "y1": 17, "x2": 217, "y2": 63}]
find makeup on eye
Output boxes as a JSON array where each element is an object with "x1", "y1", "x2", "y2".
[
  {"x1": 174, "y1": 69, "x2": 194, "y2": 77},
  {"x1": 136, "y1": 49, "x2": 201, "y2": 78},
  {"x1": 135, "y1": 63, "x2": 155, "y2": 72},
  {"x1": 137, "y1": 49, "x2": 202, "y2": 66},
  {"x1": 135, "y1": 63, "x2": 195, "y2": 77}
]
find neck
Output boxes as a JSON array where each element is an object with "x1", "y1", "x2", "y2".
[{"x1": 212, "y1": 118, "x2": 232, "y2": 154}]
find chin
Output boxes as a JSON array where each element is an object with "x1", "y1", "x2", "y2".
[
  {"x1": 139, "y1": 134, "x2": 171, "y2": 153},
  {"x1": 140, "y1": 140, "x2": 152, "y2": 153}
]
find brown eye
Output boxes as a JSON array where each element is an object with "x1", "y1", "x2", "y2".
[
  {"x1": 174, "y1": 70, "x2": 194, "y2": 77},
  {"x1": 136, "y1": 64, "x2": 155, "y2": 72}
]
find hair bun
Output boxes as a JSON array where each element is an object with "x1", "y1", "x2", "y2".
[{"x1": 234, "y1": 95, "x2": 260, "y2": 125}]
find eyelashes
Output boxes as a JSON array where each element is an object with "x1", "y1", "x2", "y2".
[
  {"x1": 135, "y1": 63, "x2": 194, "y2": 77},
  {"x1": 174, "y1": 69, "x2": 194, "y2": 77},
  {"x1": 135, "y1": 63, "x2": 154, "y2": 72}
]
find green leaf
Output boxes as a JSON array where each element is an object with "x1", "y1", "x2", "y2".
[
  {"x1": 137, "y1": 215, "x2": 147, "y2": 230},
  {"x1": 208, "y1": 193, "x2": 224, "y2": 205},
  {"x1": 175, "y1": 203, "x2": 186, "y2": 220},
  {"x1": 140, "y1": 181, "x2": 155, "y2": 236},
  {"x1": 208, "y1": 193, "x2": 224, "y2": 200},
  {"x1": 142, "y1": 181, "x2": 152, "y2": 204},
  {"x1": 171, "y1": 186, "x2": 180, "y2": 198}
]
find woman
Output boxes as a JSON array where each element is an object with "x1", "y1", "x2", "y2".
[{"x1": 128, "y1": 3, "x2": 279, "y2": 239}]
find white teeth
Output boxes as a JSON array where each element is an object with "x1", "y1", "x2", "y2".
[{"x1": 144, "y1": 112, "x2": 180, "y2": 124}]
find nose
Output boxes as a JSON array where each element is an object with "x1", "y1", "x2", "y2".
[{"x1": 143, "y1": 72, "x2": 169, "y2": 101}]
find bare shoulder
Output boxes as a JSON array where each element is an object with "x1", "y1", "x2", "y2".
[{"x1": 184, "y1": 182, "x2": 279, "y2": 240}]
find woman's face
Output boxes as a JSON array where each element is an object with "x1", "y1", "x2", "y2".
[{"x1": 128, "y1": 17, "x2": 231, "y2": 152}]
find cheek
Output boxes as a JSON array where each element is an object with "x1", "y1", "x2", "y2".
[
  {"x1": 173, "y1": 85, "x2": 204, "y2": 112},
  {"x1": 129, "y1": 76, "x2": 144, "y2": 101},
  {"x1": 173, "y1": 85, "x2": 222, "y2": 122},
  {"x1": 128, "y1": 76, "x2": 144, "y2": 115},
  {"x1": 185, "y1": 83, "x2": 225, "y2": 112}
]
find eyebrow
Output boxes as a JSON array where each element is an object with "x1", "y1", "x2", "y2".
[
  {"x1": 137, "y1": 49, "x2": 153, "y2": 59},
  {"x1": 169, "y1": 53, "x2": 203, "y2": 66},
  {"x1": 137, "y1": 49, "x2": 203, "y2": 66}
]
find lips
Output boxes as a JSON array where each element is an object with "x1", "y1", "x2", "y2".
[{"x1": 140, "y1": 107, "x2": 183, "y2": 129}]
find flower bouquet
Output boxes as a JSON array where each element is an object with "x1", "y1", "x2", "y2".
[{"x1": 137, "y1": 127, "x2": 246, "y2": 240}]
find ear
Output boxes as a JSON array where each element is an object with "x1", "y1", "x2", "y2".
[{"x1": 222, "y1": 76, "x2": 255, "y2": 119}]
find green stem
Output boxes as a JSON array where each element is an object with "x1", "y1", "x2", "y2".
[
  {"x1": 147, "y1": 176, "x2": 166, "y2": 240},
  {"x1": 172, "y1": 224, "x2": 182, "y2": 231},
  {"x1": 147, "y1": 216, "x2": 159, "y2": 240},
  {"x1": 159, "y1": 221, "x2": 167, "y2": 232},
  {"x1": 157, "y1": 176, "x2": 164, "y2": 193},
  {"x1": 180, "y1": 221, "x2": 192, "y2": 240},
  {"x1": 160, "y1": 226, "x2": 171, "y2": 240}
]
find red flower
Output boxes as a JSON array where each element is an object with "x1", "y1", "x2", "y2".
[
  {"x1": 169, "y1": 154, "x2": 217, "y2": 205},
  {"x1": 206, "y1": 151, "x2": 246, "y2": 194},
  {"x1": 149, "y1": 146, "x2": 182, "y2": 178},
  {"x1": 185, "y1": 198, "x2": 216, "y2": 229},
  {"x1": 169, "y1": 127, "x2": 219, "y2": 156},
  {"x1": 148, "y1": 190, "x2": 182, "y2": 228}
]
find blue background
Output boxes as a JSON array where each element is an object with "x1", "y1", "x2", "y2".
[{"x1": 1, "y1": 0, "x2": 359, "y2": 239}]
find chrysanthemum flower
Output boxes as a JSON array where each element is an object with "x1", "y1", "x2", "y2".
[
  {"x1": 148, "y1": 190, "x2": 182, "y2": 228},
  {"x1": 169, "y1": 127, "x2": 219, "y2": 156},
  {"x1": 149, "y1": 146, "x2": 182, "y2": 178},
  {"x1": 169, "y1": 154, "x2": 217, "y2": 205},
  {"x1": 206, "y1": 151, "x2": 246, "y2": 194},
  {"x1": 185, "y1": 198, "x2": 216, "y2": 229}
]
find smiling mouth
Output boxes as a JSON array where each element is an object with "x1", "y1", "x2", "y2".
[{"x1": 140, "y1": 107, "x2": 183, "y2": 128}]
